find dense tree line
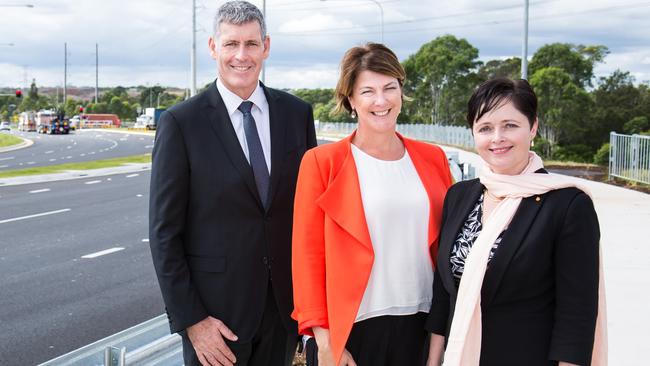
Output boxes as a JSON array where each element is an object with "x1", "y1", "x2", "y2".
[
  {"x1": 0, "y1": 82, "x2": 184, "y2": 122},
  {"x1": 292, "y1": 36, "x2": 650, "y2": 164}
]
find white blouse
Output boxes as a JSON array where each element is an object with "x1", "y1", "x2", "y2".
[{"x1": 351, "y1": 144, "x2": 433, "y2": 322}]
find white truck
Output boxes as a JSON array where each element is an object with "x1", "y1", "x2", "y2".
[{"x1": 134, "y1": 108, "x2": 164, "y2": 130}]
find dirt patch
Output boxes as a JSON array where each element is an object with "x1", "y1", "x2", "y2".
[{"x1": 546, "y1": 164, "x2": 650, "y2": 194}]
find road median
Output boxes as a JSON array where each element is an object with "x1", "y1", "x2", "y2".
[
  {"x1": 0, "y1": 154, "x2": 152, "y2": 186},
  {"x1": 0, "y1": 133, "x2": 34, "y2": 152}
]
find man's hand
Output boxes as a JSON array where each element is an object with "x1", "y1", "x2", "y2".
[{"x1": 187, "y1": 316, "x2": 239, "y2": 366}]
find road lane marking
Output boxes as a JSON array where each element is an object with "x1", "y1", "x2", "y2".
[
  {"x1": 84, "y1": 180, "x2": 102, "y2": 185},
  {"x1": 126, "y1": 174, "x2": 139, "y2": 178},
  {"x1": 89, "y1": 152, "x2": 95, "y2": 155},
  {"x1": 136, "y1": 194, "x2": 143, "y2": 197},
  {"x1": 49, "y1": 158, "x2": 56, "y2": 162},
  {"x1": 80, "y1": 153, "x2": 86, "y2": 157},
  {"x1": 67, "y1": 146, "x2": 72, "y2": 149},
  {"x1": 66, "y1": 156, "x2": 72, "y2": 159},
  {"x1": 0, "y1": 164, "x2": 8, "y2": 168},
  {"x1": 29, "y1": 189, "x2": 51, "y2": 194},
  {"x1": 145, "y1": 145, "x2": 154, "y2": 148},
  {"x1": 27, "y1": 161, "x2": 35, "y2": 165},
  {"x1": 142, "y1": 239, "x2": 149, "y2": 243},
  {"x1": 0, "y1": 157, "x2": 15, "y2": 161},
  {"x1": 45, "y1": 150, "x2": 54, "y2": 154},
  {"x1": 0, "y1": 208, "x2": 71, "y2": 224},
  {"x1": 81, "y1": 247, "x2": 125, "y2": 259}
]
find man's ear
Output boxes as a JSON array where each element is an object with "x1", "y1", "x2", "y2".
[
  {"x1": 208, "y1": 36, "x2": 218, "y2": 60},
  {"x1": 262, "y1": 35, "x2": 271, "y2": 60}
]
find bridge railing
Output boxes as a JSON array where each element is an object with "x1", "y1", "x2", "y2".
[
  {"x1": 316, "y1": 122, "x2": 475, "y2": 150},
  {"x1": 609, "y1": 132, "x2": 650, "y2": 185}
]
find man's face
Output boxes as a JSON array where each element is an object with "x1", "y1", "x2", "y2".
[{"x1": 209, "y1": 21, "x2": 270, "y2": 100}]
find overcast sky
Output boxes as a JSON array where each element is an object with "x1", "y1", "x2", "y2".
[{"x1": 1, "y1": 0, "x2": 649, "y2": 90}]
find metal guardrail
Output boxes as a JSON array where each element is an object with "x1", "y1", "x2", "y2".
[
  {"x1": 316, "y1": 122, "x2": 475, "y2": 149},
  {"x1": 39, "y1": 315, "x2": 183, "y2": 366},
  {"x1": 609, "y1": 132, "x2": 650, "y2": 185}
]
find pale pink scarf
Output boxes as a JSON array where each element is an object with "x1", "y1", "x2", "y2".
[{"x1": 443, "y1": 152, "x2": 608, "y2": 366}]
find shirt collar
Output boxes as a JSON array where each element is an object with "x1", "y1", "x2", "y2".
[{"x1": 216, "y1": 78, "x2": 266, "y2": 116}]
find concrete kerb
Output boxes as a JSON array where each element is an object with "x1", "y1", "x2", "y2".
[{"x1": 0, "y1": 134, "x2": 34, "y2": 153}]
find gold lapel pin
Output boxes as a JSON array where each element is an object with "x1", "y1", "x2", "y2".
[{"x1": 535, "y1": 196, "x2": 541, "y2": 202}]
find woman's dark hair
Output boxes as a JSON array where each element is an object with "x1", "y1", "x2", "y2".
[{"x1": 466, "y1": 77, "x2": 537, "y2": 129}]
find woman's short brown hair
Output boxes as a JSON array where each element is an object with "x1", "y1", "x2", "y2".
[{"x1": 334, "y1": 43, "x2": 406, "y2": 114}]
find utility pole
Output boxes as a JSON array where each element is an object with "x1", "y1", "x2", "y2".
[
  {"x1": 261, "y1": 0, "x2": 266, "y2": 83},
  {"x1": 190, "y1": 0, "x2": 197, "y2": 97},
  {"x1": 95, "y1": 43, "x2": 99, "y2": 103},
  {"x1": 64, "y1": 42, "x2": 67, "y2": 105},
  {"x1": 521, "y1": 0, "x2": 529, "y2": 80}
]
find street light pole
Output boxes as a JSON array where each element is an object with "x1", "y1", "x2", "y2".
[
  {"x1": 521, "y1": 0, "x2": 529, "y2": 80},
  {"x1": 261, "y1": 0, "x2": 266, "y2": 84}
]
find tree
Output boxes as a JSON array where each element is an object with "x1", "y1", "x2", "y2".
[
  {"x1": 28, "y1": 79, "x2": 39, "y2": 99},
  {"x1": 529, "y1": 67, "x2": 592, "y2": 158},
  {"x1": 402, "y1": 35, "x2": 481, "y2": 125},
  {"x1": 589, "y1": 70, "x2": 643, "y2": 147},
  {"x1": 529, "y1": 43, "x2": 608, "y2": 88},
  {"x1": 478, "y1": 57, "x2": 521, "y2": 80}
]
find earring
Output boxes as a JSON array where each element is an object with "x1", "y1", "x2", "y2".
[
  {"x1": 531, "y1": 139, "x2": 535, "y2": 147},
  {"x1": 351, "y1": 109, "x2": 357, "y2": 119}
]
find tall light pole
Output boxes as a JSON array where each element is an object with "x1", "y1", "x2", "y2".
[
  {"x1": 320, "y1": 0, "x2": 383, "y2": 43},
  {"x1": 521, "y1": 0, "x2": 529, "y2": 80},
  {"x1": 261, "y1": 0, "x2": 266, "y2": 84},
  {"x1": 190, "y1": 0, "x2": 197, "y2": 97}
]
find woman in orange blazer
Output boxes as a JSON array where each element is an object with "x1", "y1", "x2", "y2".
[{"x1": 292, "y1": 43, "x2": 453, "y2": 366}]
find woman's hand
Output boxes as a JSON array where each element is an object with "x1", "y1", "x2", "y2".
[
  {"x1": 426, "y1": 333, "x2": 445, "y2": 366},
  {"x1": 312, "y1": 327, "x2": 357, "y2": 366}
]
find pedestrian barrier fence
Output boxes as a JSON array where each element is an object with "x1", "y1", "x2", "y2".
[
  {"x1": 316, "y1": 122, "x2": 475, "y2": 149},
  {"x1": 609, "y1": 132, "x2": 650, "y2": 185},
  {"x1": 39, "y1": 315, "x2": 183, "y2": 366}
]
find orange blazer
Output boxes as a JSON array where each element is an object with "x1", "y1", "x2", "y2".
[{"x1": 291, "y1": 132, "x2": 452, "y2": 364}]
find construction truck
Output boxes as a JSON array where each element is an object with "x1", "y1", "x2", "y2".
[
  {"x1": 134, "y1": 108, "x2": 164, "y2": 130},
  {"x1": 18, "y1": 111, "x2": 37, "y2": 132},
  {"x1": 36, "y1": 110, "x2": 70, "y2": 134}
]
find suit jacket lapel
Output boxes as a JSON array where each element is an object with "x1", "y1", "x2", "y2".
[
  {"x1": 481, "y1": 194, "x2": 543, "y2": 305},
  {"x1": 438, "y1": 180, "x2": 483, "y2": 297},
  {"x1": 316, "y1": 136, "x2": 373, "y2": 253},
  {"x1": 205, "y1": 82, "x2": 262, "y2": 207},
  {"x1": 262, "y1": 84, "x2": 286, "y2": 211}
]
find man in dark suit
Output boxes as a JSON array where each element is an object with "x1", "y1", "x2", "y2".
[{"x1": 149, "y1": 2, "x2": 317, "y2": 365}]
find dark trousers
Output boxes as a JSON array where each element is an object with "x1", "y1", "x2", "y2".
[
  {"x1": 183, "y1": 282, "x2": 297, "y2": 366},
  {"x1": 306, "y1": 313, "x2": 429, "y2": 366}
]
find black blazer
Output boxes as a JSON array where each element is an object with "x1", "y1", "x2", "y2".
[
  {"x1": 426, "y1": 177, "x2": 600, "y2": 366},
  {"x1": 149, "y1": 81, "x2": 317, "y2": 342}
]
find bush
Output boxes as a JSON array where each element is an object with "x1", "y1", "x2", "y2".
[
  {"x1": 623, "y1": 116, "x2": 649, "y2": 135},
  {"x1": 593, "y1": 143, "x2": 610, "y2": 166},
  {"x1": 552, "y1": 144, "x2": 593, "y2": 163}
]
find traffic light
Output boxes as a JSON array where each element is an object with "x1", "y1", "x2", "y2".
[
  {"x1": 79, "y1": 106, "x2": 84, "y2": 113},
  {"x1": 15, "y1": 90, "x2": 22, "y2": 98}
]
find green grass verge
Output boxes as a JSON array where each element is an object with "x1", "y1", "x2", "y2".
[
  {"x1": 0, "y1": 133, "x2": 23, "y2": 148},
  {"x1": 0, "y1": 154, "x2": 152, "y2": 178}
]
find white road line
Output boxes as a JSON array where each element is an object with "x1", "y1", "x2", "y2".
[
  {"x1": 0, "y1": 208, "x2": 71, "y2": 224},
  {"x1": 136, "y1": 194, "x2": 143, "y2": 197},
  {"x1": 0, "y1": 157, "x2": 15, "y2": 161},
  {"x1": 80, "y1": 153, "x2": 86, "y2": 157},
  {"x1": 119, "y1": 138, "x2": 127, "y2": 141},
  {"x1": 29, "y1": 188, "x2": 51, "y2": 194},
  {"x1": 49, "y1": 158, "x2": 56, "y2": 162},
  {"x1": 84, "y1": 180, "x2": 102, "y2": 185},
  {"x1": 145, "y1": 145, "x2": 154, "y2": 148},
  {"x1": 0, "y1": 164, "x2": 8, "y2": 168},
  {"x1": 81, "y1": 247, "x2": 125, "y2": 259},
  {"x1": 126, "y1": 173, "x2": 139, "y2": 178},
  {"x1": 66, "y1": 156, "x2": 72, "y2": 159},
  {"x1": 67, "y1": 146, "x2": 72, "y2": 149},
  {"x1": 107, "y1": 178, "x2": 112, "y2": 181},
  {"x1": 45, "y1": 150, "x2": 54, "y2": 154},
  {"x1": 27, "y1": 161, "x2": 35, "y2": 165},
  {"x1": 141, "y1": 239, "x2": 149, "y2": 243},
  {"x1": 89, "y1": 152, "x2": 95, "y2": 155}
]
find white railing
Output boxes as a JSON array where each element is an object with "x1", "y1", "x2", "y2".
[
  {"x1": 609, "y1": 132, "x2": 650, "y2": 185},
  {"x1": 316, "y1": 122, "x2": 474, "y2": 149}
]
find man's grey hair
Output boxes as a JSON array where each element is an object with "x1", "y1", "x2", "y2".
[{"x1": 213, "y1": 1, "x2": 267, "y2": 40}]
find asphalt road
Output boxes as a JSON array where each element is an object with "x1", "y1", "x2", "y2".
[
  {"x1": 0, "y1": 129, "x2": 154, "y2": 171},
  {"x1": 0, "y1": 171, "x2": 163, "y2": 366}
]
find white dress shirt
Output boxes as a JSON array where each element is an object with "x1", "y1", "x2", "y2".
[
  {"x1": 351, "y1": 144, "x2": 433, "y2": 322},
  {"x1": 216, "y1": 78, "x2": 271, "y2": 173}
]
